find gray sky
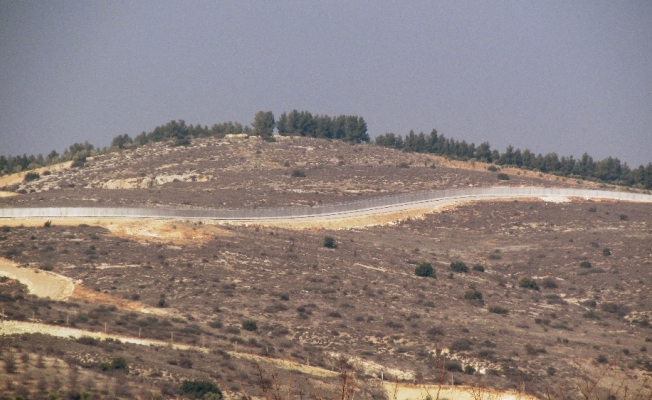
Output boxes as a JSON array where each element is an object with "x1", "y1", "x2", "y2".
[{"x1": 1, "y1": 1, "x2": 651, "y2": 166}]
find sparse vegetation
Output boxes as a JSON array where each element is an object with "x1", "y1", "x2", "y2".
[
  {"x1": 497, "y1": 173, "x2": 510, "y2": 180},
  {"x1": 488, "y1": 306, "x2": 509, "y2": 314},
  {"x1": 415, "y1": 262, "x2": 434, "y2": 277},
  {"x1": 579, "y1": 261, "x2": 592, "y2": 268},
  {"x1": 24, "y1": 171, "x2": 40, "y2": 182},
  {"x1": 323, "y1": 236, "x2": 337, "y2": 248},
  {"x1": 472, "y1": 264, "x2": 485, "y2": 272},
  {"x1": 242, "y1": 319, "x2": 258, "y2": 331},
  {"x1": 519, "y1": 277, "x2": 539, "y2": 290},
  {"x1": 291, "y1": 169, "x2": 306, "y2": 178},
  {"x1": 450, "y1": 261, "x2": 468, "y2": 273}
]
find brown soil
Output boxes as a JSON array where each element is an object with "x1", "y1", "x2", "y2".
[
  {"x1": 1, "y1": 136, "x2": 616, "y2": 210},
  {"x1": 1, "y1": 198, "x2": 651, "y2": 398}
]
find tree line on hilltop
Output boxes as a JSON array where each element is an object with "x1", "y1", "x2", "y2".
[
  {"x1": 375, "y1": 130, "x2": 652, "y2": 189},
  {"x1": 1, "y1": 111, "x2": 650, "y2": 189}
]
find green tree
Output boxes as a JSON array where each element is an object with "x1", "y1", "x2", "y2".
[{"x1": 252, "y1": 111, "x2": 276, "y2": 139}]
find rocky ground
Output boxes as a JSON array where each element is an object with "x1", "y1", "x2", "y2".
[
  {"x1": 1, "y1": 196, "x2": 651, "y2": 399},
  {"x1": 0, "y1": 135, "x2": 609, "y2": 210}
]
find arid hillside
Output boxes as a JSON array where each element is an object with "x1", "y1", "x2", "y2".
[
  {"x1": 0, "y1": 136, "x2": 651, "y2": 400},
  {"x1": 0, "y1": 135, "x2": 611, "y2": 210}
]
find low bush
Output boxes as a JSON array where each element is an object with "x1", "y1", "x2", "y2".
[
  {"x1": 242, "y1": 320, "x2": 258, "y2": 331},
  {"x1": 519, "y1": 277, "x2": 539, "y2": 291},
  {"x1": 619, "y1": 214, "x2": 628, "y2": 221},
  {"x1": 580, "y1": 261, "x2": 592, "y2": 268},
  {"x1": 323, "y1": 236, "x2": 337, "y2": 248},
  {"x1": 472, "y1": 264, "x2": 485, "y2": 272},
  {"x1": 581, "y1": 299, "x2": 597, "y2": 308},
  {"x1": 524, "y1": 344, "x2": 547, "y2": 356},
  {"x1": 497, "y1": 173, "x2": 510, "y2": 180},
  {"x1": 596, "y1": 354, "x2": 608, "y2": 364},
  {"x1": 180, "y1": 380, "x2": 222, "y2": 399},
  {"x1": 541, "y1": 277, "x2": 557, "y2": 289},
  {"x1": 415, "y1": 262, "x2": 434, "y2": 277},
  {"x1": 487, "y1": 165, "x2": 498, "y2": 172},
  {"x1": 464, "y1": 365, "x2": 476, "y2": 375},
  {"x1": 24, "y1": 172, "x2": 40, "y2": 182},
  {"x1": 291, "y1": 170, "x2": 306, "y2": 178},
  {"x1": 98, "y1": 357, "x2": 129, "y2": 373},
  {"x1": 464, "y1": 289, "x2": 483, "y2": 301},
  {"x1": 450, "y1": 261, "x2": 468, "y2": 273},
  {"x1": 600, "y1": 302, "x2": 630, "y2": 317},
  {"x1": 450, "y1": 338, "x2": 473, "y2": 352},
  {"x1": 583, "y1": 310, "x2": 600, "y2": 320},
  {"x1": 488, "y1": 306, "x2": 509, "y2": 314},
  {"x1": 602, "y1": 248, "x2": 611, "y2": 256}
]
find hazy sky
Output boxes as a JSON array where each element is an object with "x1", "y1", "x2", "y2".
[{"x1": 1, "y1": 1, "x2": 651, "y2": 166}]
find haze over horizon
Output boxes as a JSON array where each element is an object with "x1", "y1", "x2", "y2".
[{"x1": 1, "y1": 1, "x2": 651, "y2": 166}]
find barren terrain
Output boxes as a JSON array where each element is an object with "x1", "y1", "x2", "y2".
[
  {"x1": 0, "y1": 137, "x2": 651, "y2": 400},
  {"x1": 0, "y1": 135, "x2": 620, "y2": 211}
]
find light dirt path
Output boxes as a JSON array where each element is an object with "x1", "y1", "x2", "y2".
[
  {"x1": 0, "y1": 320, "x2": 542, "y2": 398},
  {"x1": 0, "y1": 320, "x2": 337, "y2": 378},
  {"x1": 0, "y1": 258, "x2": 74, "y2": 300},
  {"x1": 383, "y1": 382, "x2": 539, "y2": 400},
  {"x1": 0, "y1": 320, "x2": 543, "y2": 397}
]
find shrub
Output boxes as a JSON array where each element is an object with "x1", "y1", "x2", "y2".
[
  {"x1": 76, "y1": 336, "x2": 99, "y2": 346},
  {"x1": 488, "y1": 306, "x2": 509, "y2": 314},
  {"x1": 541, "y1": 277, "x2": 557, "y2": 289},
  {"x1": 323, "y1": 236, "x2": 337, "y2": 248},
  {"x1": 619, "y1": 214, "x2": 628, "y2": 221},
  {"x1": 291, "y1": 170, "x2": 306, "y2": 178},
  {"x1": 174, "y1": 137, "x2": 191, "y2": 147},
  {"x1": 445, "y1": 361, "x2": 463, "y2": 372},
  {"x1": 600, "y1": 302, "x2": 630, "y2": 317},
  {"x1": 588, "y1": 206, "x2": 597, "y2": 212},
  {"x1": 524, "y1": 344, "x2": 547, "y2": 355},
  {"x1": 580, "y1": 261, "x2": 592, "y2": 268},
  {"x1": 71, "y1": 158, "x2": 86, "y2": 168},
  {"x1": 519, "y1": 277, "x2": 539, "y2": 291},
  {"x1": 596, "y1": 354, "x2": 608, "y2": 364},
  {"x1": 581, "y1": 299, "x2": 597, "y2": 308},
  {"x1": 99, "y1": 357, "x2": 129, "y2": 373},
  {"x1": 487, "y1": 165, "x2": 498, "y2": 172},
  {"x1": 209, "y1": 320, "x2": 223, "y2": 329},
  {"x1": 450, "y1": 261, "x2": 468, "y2": 273},
  {"x1": 450, "y1": 338, "x2": 473, "y2": 352},
  {"x1": 386, "y1": 321, "x2": 404, "y2": 329},
  {"x1": 472, "y1": 264, "x2": 485, "y2": 272},
  {"x1": 180, "y1": 380, "x2": 222, "y2": 399},
  {"x1": 44, "y1": 220, "x2": 52, "y2": 228},
  {"x1": 583, "y1": 311, "x2": 600, "y2": 320},
  {"x1": 464, "y1": 290, "x2": 483, "y2": 301},
  {"x1": 602, "y1": 248, "x2": 611, "y2": 256},
  {"x1": 242, "y1": 319, "x2": 257, "y2": 331},
  {"x1": 24, "y1": 172, "x2": 40, "y2": 182},
  {"x1": 464, "y1": 365, "x2": 476, "y2": 375},
  {"x1": 415, "y1": 262, "x2": 434, "y2": 277},
  {"x1": 398, "y1": 162, "x2": 410, "y2": 168},
  {"x1": 497, "y1": 173, "x2": 510, "y2": 180}
]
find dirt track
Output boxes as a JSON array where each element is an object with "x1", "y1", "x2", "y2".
[
  {"x1": 0, "y1": 258, "x2": 74, "y2": 300},
  {"x1": 0, "y1": 320, "x2": 542, "y2": 398}
]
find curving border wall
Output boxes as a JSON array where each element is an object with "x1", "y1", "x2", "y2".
[{"x1": 0, "y1": 187, "x2": 650, "y2": 221}]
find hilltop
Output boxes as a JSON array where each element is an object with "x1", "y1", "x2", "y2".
[{"x1": 0, "y1": 135, "x2": 608, "y2": 210}]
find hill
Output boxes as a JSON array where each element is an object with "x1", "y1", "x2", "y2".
[{"x1": 0, "y1": 136, "x2": 651, "y2": 400}]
